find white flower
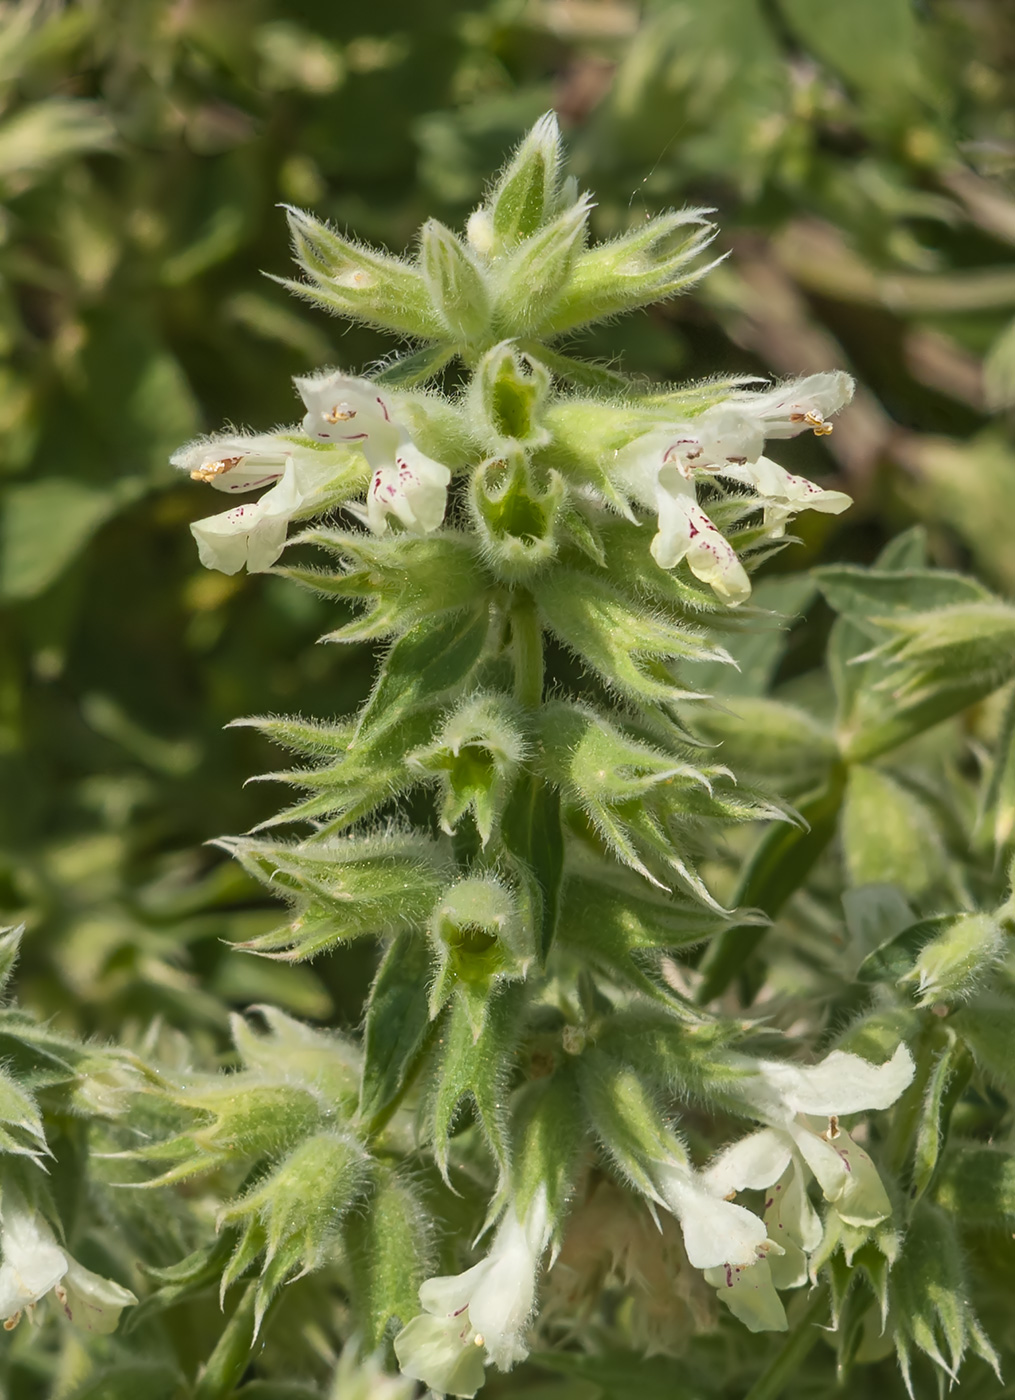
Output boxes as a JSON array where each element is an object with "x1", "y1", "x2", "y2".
[
  {"x1": 695, "y1": 1044, "x2": 913, "y2": 1332},
  {"x1": 174, "y1": 430, "x2": 360, "y2": 575},
  {"x1": 706, "y1": 1044, "x2": 914, "y2": 1249},
  {"x1": 394, "y1": 1188, "x2": 551, "y2": 1397},
  {"x1": 296, "y1": 369, "x2": 451, "y2": 536},
  {"x1": 648, "y1": 1156, "x2": 769, "y2": 1271},
  {"x1": 0, "y1": 1199, "x2": 66, "y2": 1323},
  {"x1": 615, "y1": 447, "x2": 752, "y2": 605},
  {"x1": 662, "y1": 372, "x2": 856, "y2": 474},
  {"x1": 0, "y1": 1193, "x2": 136, "y2": 1333},
  {"x1": 613, "y1": 372, "x2": 853, "y2": 602},
  {"x1": 720, "y1": 455, "x2": 851, "y2": 539}
]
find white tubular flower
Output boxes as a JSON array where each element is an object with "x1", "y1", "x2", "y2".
[
  {"x1": 297, "y1": 369, "x2": 451, "y2": 536},
  {"x1": 730, "y1": 370, "x2": 855, "y2": 440},
  {"x1": 175, "y1": 430, "x2": 360, "y2": 575},
  {"x1": 707, "y1": 1043, "x2": 914, "y2": 1240},
  {"x1": 614, "y1": 372, "x2": 853, "y2": 601},
  {"x1": 615, "y1": 444, "x2": 752, "y2": 605},
  {"x1": 171, "y1": 432, "x2": 295, "y2": 494},
  {"x1": 0, "y1": 1193, "x2": 135, "y2": 1333},
  {"x1": 720, "y1": 456, "x2": 851, "y2": 539},
  {"x1": 698, "y1": 1044, "x2": 913, "y2": 1332},
  {"x1": 188, "y1": 456, "x2": 352, "y2": 576},
  {"x1": 649, "y1": 1156, "x2": 771, "y2": 1271},
  {"x1": 394, "y1": 1188, "x2": 551, "y2": 1397},
  {"x1": 0, "y1": 1199, "x2": 67, "y2": 1324},
  {"x1": 643, "y1": 1152, "x2": 787, "y2": 1335},
  {"x1": 57, "y1": 1258, "x2": 138, "y2": 1335}
]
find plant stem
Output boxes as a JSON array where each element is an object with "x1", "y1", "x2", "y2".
[
  {"x1": 742, "y1": 1286, "x2": 829, "y2": 1400},
  {"x1": 512, "y1": 593, "x2": 544, "y2": 709},
  {"x1": 193, "y1": 1282, "x2": 258, "y2": 1400}
]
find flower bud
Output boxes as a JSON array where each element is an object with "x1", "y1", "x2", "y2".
[
  {"x1": 906, "y1": 912, "x2": 1005, "y2": 1006},
  {"x1": 486, "y1": 112, "x2": 565, "y2": 251},
  {"x1": 492, "y1": 196, "x2": 593, "y2": 336},
  {"x1": 469, "y1": 453, "x2": 564, "y2": 581},
  {"x1": 470, "y1": 342, "x2": 551, "y2": 448},
  {"x1": 282, "y1": 206, "x2": 445, "y2": 340},
  {"x1": 219, "y1": 1130, "x2": 372, "y2": 1328},
  {"x1": 539, "y1": 209, "x2": 717, "y2": 336},
  {"x1": 420, "y1": 220, "x2": 491, "y2": 347}
]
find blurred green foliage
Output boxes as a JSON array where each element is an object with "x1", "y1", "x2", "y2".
[{"x1": 2, "y1": 0, "x2": 1015, "y2": 1395}]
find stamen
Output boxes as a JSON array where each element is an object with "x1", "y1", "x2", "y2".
[
  {"x1": 324, "y1": 406, "x2": 356, "y2": 423},
  {"x1": 190, "y1": 456, "x2": 243, "y2": 483},
  {"x1": 824, "y1": 1113, "x2": 840, "y2": 1141},
  {"x1": 804, "y1": 411, "x2": 833, "y2": 436},
  {"x1": 3, "y1": 1312, "x2": 20, "y2": 1331}
]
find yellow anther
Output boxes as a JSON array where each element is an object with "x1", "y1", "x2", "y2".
[
  {"x1": 190, "y1": 456, "x2": 242, "y2": 483},
  {"x1": 324, "y1": 406, "x2": 357, "y2": 423}
]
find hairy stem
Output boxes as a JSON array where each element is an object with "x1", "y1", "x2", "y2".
[
  {"x1": 512, "y1": 593, "x2": 544, "y2": 709},
  {"x1": 193, "y1": 1282, "x2": 258, "y2": 1400}
]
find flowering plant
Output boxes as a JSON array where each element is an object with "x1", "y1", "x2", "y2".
[{"x1": 3, "y1": 113, "x2": 1015, "y2": 1400}]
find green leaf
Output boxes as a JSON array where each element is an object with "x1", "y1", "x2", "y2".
[
  {"x1": 354, "y1": 605, "x2": 490, "y2": 740},
  {"x1": 842, "y1": 766, "x2": 943, "y2": 896},
  {"x1": 842, "y1": 884, "x2": 915, "y2": 964},
  {"x1": 776, "y1": 0, "x2": 929, "y2": 104},
  {"x1": 951, "y1": 993, "x2": 1015, "y2": 1089},
  {"x1": 359, "y1": 932, "x2": 433, "y2": 1127},
  {"x1": 372, "y1": 343, "x2": 456, "y2": 388},
  {"x1": 981, "y1": 684, "x2": 1015, "y2": 852},
  {"x1": 537, "y1": 569, "x2": 729, "y2": 708},
  {"x1": 0, "y1": 925, "x2": 23, "y2": 999},
  {"x1": 0, "y1": 1063, "x2": 47, "y2": 1161},
  {"x1": 854, "y1": 915, "x2": 946, "y2": 986},
  {"x1": 223, "y1": 832, "x2": 450, "y2": 959},
  {"x1": 296, "y1": 529, "x2": 484, "y2": 644},
  {"x1": 888, "y1": 1200, "x2": 994, "y2": 1387},
  {"x1": 934, "y1": 1146, "x2": 1015, "y2": 1228},
  {"x1": 511, "y1": 1070, "x2": 586, "y2": 1221},
  {"x1": 577, "y1": 1049, "x2": 675, "y2": 1197},
  {"x1": 420, "y1": 219, "x2": 490, "y2": 346},
  {"x1": 686, "y1": 697, "x2": 836, "y2": 794},
  {"x1": 687, "y1": 575, "x2": 816, "y2": 699},
  {"x1": 282, "y1": 206, "x2": 445, "y2": 340},
  {"x1": 814, "y1": 566, "x2": 992, "y2": 640},
  {"x1": 487, "y1": 112, "x2": 564, "y2": 249},
  {"x1": 500, "y1": 772, "x2": 564, "y2": 961},
  {"x1": 911, "y1": 1033, "x2": 969, "y2": 1204}
]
